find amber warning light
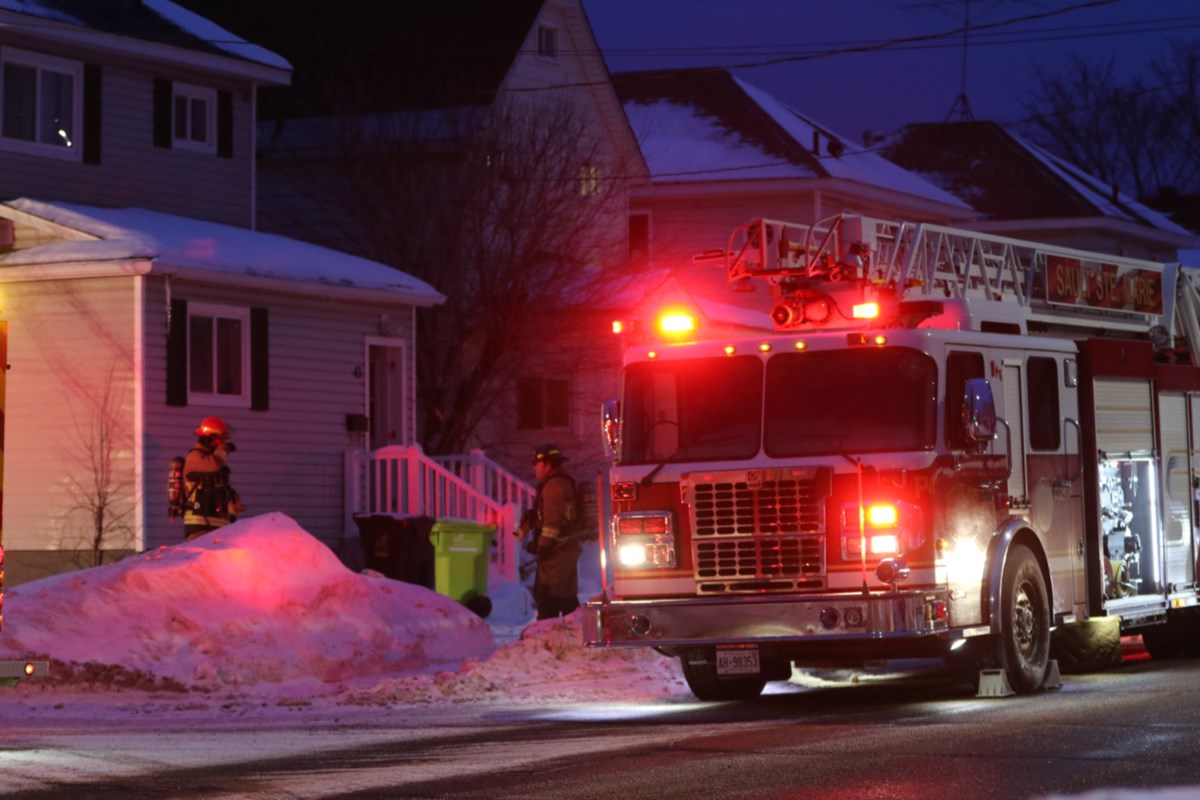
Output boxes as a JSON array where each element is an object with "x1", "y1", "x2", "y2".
[{"x1": 657, "y1": 311, "x2": 698, "y2": 336}]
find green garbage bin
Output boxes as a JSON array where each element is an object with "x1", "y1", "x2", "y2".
[{"x1": 430, "y1": 519, "x2": 497, "y2": 618}]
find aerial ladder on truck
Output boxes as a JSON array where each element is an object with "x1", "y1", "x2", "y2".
[{"x1": 587, "y1": 214, "x2": 1200, "y2": 700}]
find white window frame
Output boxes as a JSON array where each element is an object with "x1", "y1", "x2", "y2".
[
  {"x1": 172, "y1": 82, "x2": 216, "y2": 153},
  {"x1": 187, "y1": 302, "x2": 250, "y2": 408},
  {"x1": 0, "y1": 47, "x2": 82, "y2": 161},
  {"x1": 536, "y1": 24, "x2": 559, "y2": 61}
]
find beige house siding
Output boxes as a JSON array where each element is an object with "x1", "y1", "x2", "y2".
[{"x1": 3, "y1": 274, "x2": 140, "y2": 582}]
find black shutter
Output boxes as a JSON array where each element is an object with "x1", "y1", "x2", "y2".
[
  {"x1": 216, "y1": 90, "x2": 233, "y2": 158},
  {"x1": 153, "y1": 78, "x2": 172, "y2": 149},
  {"x1": 82, "y1": 64, "x2": 101, "y2": 165},
  {"x1": 250, "y1": 307, "x2": 269, "y2": 410},
  {"x1": 167, "y1": 298, "x2": 188, "y2": 406}
]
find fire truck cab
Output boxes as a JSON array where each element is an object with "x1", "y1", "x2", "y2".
[{"x1": 584, "y1": 215, "x2": 1200, "y2": 700}]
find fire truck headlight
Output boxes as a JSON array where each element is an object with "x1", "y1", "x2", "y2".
[
  {"x1": 613, "y1": 512, "x2": 676, "y2": 569},
  {"x1": 939, "y1": 536, "x2": 987, "y2": 586}
]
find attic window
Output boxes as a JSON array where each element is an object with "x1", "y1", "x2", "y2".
[
  {"x1": 0, "y1": 48, "x2": 82, "y2": 161},
  {"x1": 580, "y1": 162, "x2": 600, "y2": 197},
  {"x1": 536, "y1": 25, "x2": 559, "y2": 60},
  {"x1": 173, "y1": 83, "x2": 216, "y2": 153}
]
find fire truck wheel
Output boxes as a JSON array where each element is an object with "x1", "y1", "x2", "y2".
[
  {"x1": 1141, "y1": 609, "x2": 1200, "y2": 659},
  {"x1": 680, "y1": 653, "x2": 766, "y2": 701},
  {"x1": 996, "y1": 545, "x2": 1051, "y2": 694}
]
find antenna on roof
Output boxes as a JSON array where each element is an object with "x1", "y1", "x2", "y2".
[{"x1": 945, "y1": 0, "x2": 975, "y2": 122}]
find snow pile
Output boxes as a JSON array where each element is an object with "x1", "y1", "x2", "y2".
[
  {"x1": 345, "y1": 614, "x2": 686, "y2": 706},
  {"x1": 0, "y1": 514, "x2": 495, "y2": 692},
  {"x1": 0, "y1": 513, "x2": 683, "y2": 707}
]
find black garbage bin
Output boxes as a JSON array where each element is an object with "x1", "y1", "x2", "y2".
[{"x1": 353, "y1": 514, "x2": 435, "y2": 588}]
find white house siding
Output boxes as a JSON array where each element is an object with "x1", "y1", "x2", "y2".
[
  {"x1": 140, "y1": 276, "x2": 416, "y2": 555},
  {"x1": 2, "y1": 274, "x2": 140, "y2": 582},
  {"x1": 0, "y1": 40, "x2": 255, "y2": 228}
]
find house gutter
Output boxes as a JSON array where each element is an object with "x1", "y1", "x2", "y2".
[{"x1": 0, "y1": 259, "x2": 445, "y2": 307}]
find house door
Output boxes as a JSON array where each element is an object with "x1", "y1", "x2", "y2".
[{"x1": 366, "y1": 338, "x2": 408, "y2": 450}]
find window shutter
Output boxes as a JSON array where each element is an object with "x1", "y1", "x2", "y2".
[
  {"x1": 83, "y1": 64, "x2": 101, "y2": 165},
  {"x1": 167, "y1": 298, "x2": 188, "y2": 406},
  {"x1": 216, "y1": 90, "x2": 233, "y2": 158},
  {"x1": 250, "y1": 306, "x2": 269, "y2": 410},
  {"x1": 153, "y1": 78, "x2": 172, "y2": 149}
]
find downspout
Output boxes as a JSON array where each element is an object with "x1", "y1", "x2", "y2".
[{"x1": 133, "y1": 273, "x2": 146, "y2": 553}]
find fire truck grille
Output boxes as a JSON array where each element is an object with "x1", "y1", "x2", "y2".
[
  {"x1": 694, "y1": 536, "x2": 825, "y2": 592},
  {"x1": 690, "y1": 479, "x2": 824, "y2": 536},
  {"x1": 687, "y1": 477, "x2": 827, "y2": 593}
]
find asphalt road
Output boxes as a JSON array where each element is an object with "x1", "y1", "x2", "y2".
[{"x1": 4, "y1": 651, "x2": 1200, "y2": 799}]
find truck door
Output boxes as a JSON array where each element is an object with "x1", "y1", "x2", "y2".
[
  {"x1": 1002, "y1": 361, "x2": 1027, "y2": 503},
  {"x1": 1160, "y1": 392, "x2": 1197, "y2": 591},
  {"x1": 1026, "y1": 355, "x2": 1084, "y2": 616}
]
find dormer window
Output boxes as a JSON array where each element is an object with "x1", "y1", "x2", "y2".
[
  {"x1": 172, "y1": 83, "x2": 216, "y2": 153},
  {"x1": 536, "y1": 24, "x2": 558, "y2": 61},
  {"x1": 0, "y1": 48, "x2": 82, "y2": 161}
]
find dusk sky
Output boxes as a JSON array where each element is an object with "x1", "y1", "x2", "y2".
[{"x1": 584, "y1": 0, "x2": 1200, "y2": 142}]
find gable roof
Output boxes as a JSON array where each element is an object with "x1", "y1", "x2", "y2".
[
  {"x1": 613, "y1": 68, "x2": 969, "y2": 210},
  {"x1": 0, "y1": 199, "x2": 443, "y2": 306},
  {"x1": 172, "y1": 0, "x2": 546, "y2": 118},
  {"x1": 880, "y1": 121, "x2": 1194, "y2": 241},
  {"x1": 0, "y1": 0, "x2": 290, "y2": 77}
]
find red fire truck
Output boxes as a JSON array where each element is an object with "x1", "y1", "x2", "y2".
[{"x1": 584, "y1": 215, "x2": 1200, "y2": 700}]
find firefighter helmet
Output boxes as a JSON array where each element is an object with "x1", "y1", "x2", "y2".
[
  {"x1": 194, "y1": 416, "x2": 233, "y2": 440},
  {"x1": 533, "y1": 443, "x2": 566, "y2": 466}
]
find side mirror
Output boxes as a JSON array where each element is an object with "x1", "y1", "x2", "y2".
[
  {"x1": 601, "y1": 399, "x2": 621, "y2": 460},
  {"x1": 962, "y1": 378, "x2": 996, "y2": 448}
]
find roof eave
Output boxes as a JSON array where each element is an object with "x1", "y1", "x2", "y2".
[
  {"x1": 0, "y1": 9, "x2": 292, "y2": 86},
  {"x1": 629, "y1": 176, "x2": 978, "y2": 220},
  {"x1": 0, "y1": 258, "x2": 445, "y2": 306},
  {"x1": 965, "y1": 216, "x2": 1199, "y2": 250}
]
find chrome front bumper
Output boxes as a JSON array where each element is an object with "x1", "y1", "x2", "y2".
[{"x1": 583, "y1": 590, "x2": 952, "y2": 649}]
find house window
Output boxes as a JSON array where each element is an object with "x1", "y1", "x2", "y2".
[
  {"x1": 173, "y1": 83, "x2": 216, "y2": 153},
  {"x1": 518, "y1": 377, "x2": 569, "y2": 430},
  {"x1": 0, "y1": 48, "x2": 82, "y2": 160},
  {"x1": 188, "y1": 303, "x2": 250, "y2": 406},
  {"x1": 629, "y1": 213, "x2": 650, "y2": 267},
  {"x1": 580, "y1": 162, "x2": 600, "y2": 197},
  {"x1": 536, "y1": 25, "x2": 558, "y2": 60}
]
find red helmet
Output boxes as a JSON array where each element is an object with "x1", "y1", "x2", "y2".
[{"x1": 194, "y1": 416, "x2": 232, "y2": 439}]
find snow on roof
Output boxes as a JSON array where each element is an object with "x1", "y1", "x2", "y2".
[
  {"x1": 0, "y1": 0, "x2": 290, "y2": 72},
  {"x1": 624, "y1": 98, "x2": 818, "y2": 182},
  {"x1": 733, "y1": 77, "x2": 969, "y2": 209},
  {"x1": 144, "y1": 0, "x2": 291, "y2": 70},
  {"x1": 616, "y1": 69, "x2": 967, "y2": 210},
  {"x1": 1016, "y1": 135, "x2": 1195, "y2": 238},
  {"x1": 0, "y1": 513, "x2": 682, "y2": 706},
  {"x1": 1, "y1": 199, "x2": 444, "y2": 305}
]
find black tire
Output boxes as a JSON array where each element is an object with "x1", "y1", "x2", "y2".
[
  {"x1": 680, "y1": 652, "x2": 766, "y2": 701},
  {"x1": 996, "y1": 545, "x2": 1051, "y2": 693},
  {"x1": 1142, "y1": 610, "x2": 1200, "y2": 659}
]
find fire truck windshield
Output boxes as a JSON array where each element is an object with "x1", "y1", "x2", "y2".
[
  {"x1": 619, "y1": 348, "x2": 938, "y2": 465},
  {"x1": 764, "y1": 347, "x2": 937, "y2": 456},
  {"x1": 621, "y1": 356, "x2": 762, "y2": 465}
]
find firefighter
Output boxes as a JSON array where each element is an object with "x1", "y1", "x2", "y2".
[
  {"x1": 182, "y1": 416, "x2": 245, "y2": 540},
  {"x1": 523, "y1": 443, "x2": 581, "y2": 620}
]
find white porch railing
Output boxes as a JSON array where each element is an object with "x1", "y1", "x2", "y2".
[{"x1": 344, "y1": 444, "x2": 536, "y2": 581}]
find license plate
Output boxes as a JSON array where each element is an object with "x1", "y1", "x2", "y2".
[{"x1": 716, "y1": 647, "x2": 760, "y2": 676}]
